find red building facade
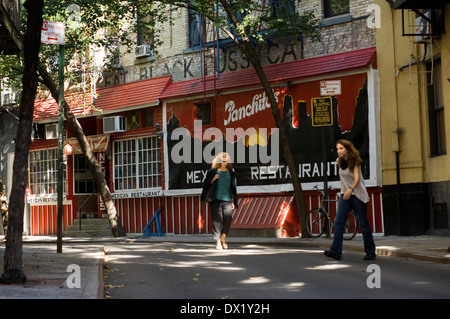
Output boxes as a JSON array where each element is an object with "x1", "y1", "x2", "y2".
[{"x1": 29, "y1": 47, "x2": 384, "y2": 237}]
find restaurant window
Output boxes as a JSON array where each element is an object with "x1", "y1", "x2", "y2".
[
  {"x1": 74, "y1": 155, "x2": 95, "y2": 194},
  {"x1": 428, "y1": 59, "x2": 447, "y2": 156},
  {"x1": 29, "y1": 148, "x2": 66, "y2": 195},
  {"x1": 324, "y1": 0, "x2": 350, "y2": 18},
  {"x1": 113, "y1": 136, "x2": 161, "y2": 191}
]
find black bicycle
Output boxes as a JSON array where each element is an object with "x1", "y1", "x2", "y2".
[{"x1": 305, "y1": 186, "x2": 359, "y2": 240}]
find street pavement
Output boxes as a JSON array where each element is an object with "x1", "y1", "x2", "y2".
[{"x1": 0, "y1": 234, "x2": 448, "y2": 299}]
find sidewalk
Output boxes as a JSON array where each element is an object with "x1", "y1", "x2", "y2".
[
  {"x1": 0, "y1": 234, "x2": 448, "y2": 299},
  {"x1": 0, "y1": 239, "x2": 104, "y2": 299}
]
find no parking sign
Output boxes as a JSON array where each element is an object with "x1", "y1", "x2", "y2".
[{"x1": 41, "y1": 20, "x2": 65, "y2": 45}]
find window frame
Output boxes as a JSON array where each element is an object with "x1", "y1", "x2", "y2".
[
  {"x1": 427, "y1": 58, "x2": 447, "y2": 157},
  {"x1": 73, "y1": 154, "x2": 95, "y2": 195},
  {"x1": 29, "y1": 148, "x2": 67, "y2": 196},
  {"x1": 323, "y1": 0, "x2": 350, "y2": 19},
  {"x1": 112, "y1": 135, "x2": 162, "y2": 192}
]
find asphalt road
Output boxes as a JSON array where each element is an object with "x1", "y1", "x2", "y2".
[{"x1": 103, "y1": 241, "x2": 450, "y2": 301}]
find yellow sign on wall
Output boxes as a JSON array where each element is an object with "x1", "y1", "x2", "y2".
[{"x1": 311, "y1": 97, "x2": 333, "y2": 127}]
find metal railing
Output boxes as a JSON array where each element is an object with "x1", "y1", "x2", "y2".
[{"x1": 77, "y1": 189, "x2": 97, "y2": 230}]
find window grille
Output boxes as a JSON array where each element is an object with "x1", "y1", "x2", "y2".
[
  {"x1": 29, "y1": 148, "x2": 66, "y2": 195},
  {"x1": 74, "y1": 154, "x2": 95, "y2": 194},
  {"x1": 113, "y1": 136, "x2": 161, "y2": 191}
]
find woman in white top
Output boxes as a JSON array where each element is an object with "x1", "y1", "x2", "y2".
[{"x1": 324, "y1": 139, "x2": 376, "y2": 260}]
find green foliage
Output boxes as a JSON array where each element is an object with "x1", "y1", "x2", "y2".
[
  {"x1": 166, "y1": 0, "x2": 320, "y2": 43},
  {"x1": 1, "y1": 0, "x2": 320, "y2": 99},
  {"x1": 40, "y1": 1, "x2": 145, "y2": 91},
  {"x1": 2, "y1": 0, "x2": 172, "y2": 97}
]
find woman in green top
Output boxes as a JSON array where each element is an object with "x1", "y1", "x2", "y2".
[{"x1": 201, "y1": 152, "x2": 238, "y2": 249}]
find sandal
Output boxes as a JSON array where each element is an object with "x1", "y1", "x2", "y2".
[{"x1": 221, "y1": 241, "x2": 228, "y2": 249}]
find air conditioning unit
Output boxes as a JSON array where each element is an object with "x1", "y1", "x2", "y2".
[
  {"x1": 1, "y1": 91, "x2": 17, "y2": 105},
  {"x1": 103, "y1": 116, "x2": 126, "y2": 133},
  {"x1": 45, "y1": 123, "x2": 58, "y2": 139},
  {"x1": 134, "y1": 44, "x2": 153, "y2": 58}
]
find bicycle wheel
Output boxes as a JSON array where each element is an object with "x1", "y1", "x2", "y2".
[
  {"x1": 342, "y1": 210, "x2": 359, "y2": 240},
  {"x1": 306, "y1": 208, "x2": 327, "y2": 238}
]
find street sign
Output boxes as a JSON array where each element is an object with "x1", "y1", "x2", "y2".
[
  {"x1": 41, "y1": 21, "x2": 65, "y2": 45},
  {"x1": 40, "y1": 20, "x2": 66, "y2": 252},
  {"x1": 320, "y1": 80, "x2": 341, "y2": 96},
  {"x1": 311, "y1": 97, "x2": 333, "y2": 127}
]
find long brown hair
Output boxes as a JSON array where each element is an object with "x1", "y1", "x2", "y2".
[{"x1": 336, "y1": 139, "x2": 363, "y2": 170}]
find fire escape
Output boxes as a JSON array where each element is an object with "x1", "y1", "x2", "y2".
[
  {"x1": 0, "y1": 0, "x2": 21, "y2": 55},
  {"x1": 392, "y1": 0, "x2": 449, "y2": 84}
]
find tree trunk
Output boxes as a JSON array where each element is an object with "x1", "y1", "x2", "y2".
[
  {"x1": 244, "y1": 44, "x2": 309, "y2": 237},
  {"x1": 0, "y1": 0, "x2": 43, "y2": 284},
  {"x1": 218, "y1": 0, "x2": 309, "y2": 236},
  {"x1": 37, "y1": 65, "x2": 126, "y2": 238}
]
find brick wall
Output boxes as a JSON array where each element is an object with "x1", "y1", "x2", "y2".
[{"x1": 98, "y1": 0, "x2": 376, "y2": 87}]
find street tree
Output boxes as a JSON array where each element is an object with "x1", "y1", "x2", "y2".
[
  {"x1": 0, "y1": 0, "x2": 43, "y2": 284},
  {"x1": 35, "y1": 1, "x2": 173, "y2": 237},
  {"x1": 0, "y1": 1, "x2": 171, "y2": 240},
  {"x1": 0, "y1": 0, "x2": 164, "y2": 283},
  {"x1": 0, "y1": 0, "x2": 172, "y2": 282},
  {"x1": 36, "y1": 1, "x2": 164, "y2": 238}
]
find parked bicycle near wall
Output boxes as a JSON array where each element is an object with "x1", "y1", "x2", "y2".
[{"x1": 305, "y1": 186, "x2": 359, "y2": 240}]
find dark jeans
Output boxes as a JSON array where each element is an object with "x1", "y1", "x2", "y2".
[
  {"x1": 330, "y1": 195, "x2": 376, "y2": 257},
  {"x1": 210, "y1": 200, "x2": 232, "y2": 240}
]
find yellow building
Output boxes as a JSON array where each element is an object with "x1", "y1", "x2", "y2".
[{"x1": 376, "y1": 0, "x2": 450, "y2": 235}]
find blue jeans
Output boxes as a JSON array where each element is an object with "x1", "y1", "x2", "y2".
[{"x1": 330, "y1": 195, "x2": 376, "y2": 257}]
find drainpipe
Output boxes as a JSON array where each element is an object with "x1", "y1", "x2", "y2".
[
  {"x1": 393, "y1": 129, "x2": 402, "y2": 234},
  {"x1": 391, "y1": 5, "x2": 403, "y2": 235}
]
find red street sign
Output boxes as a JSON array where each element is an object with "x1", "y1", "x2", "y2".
[{"x1": 41, "y1": 21, "x2": 65, "y2": 45}]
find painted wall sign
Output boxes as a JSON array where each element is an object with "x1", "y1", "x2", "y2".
[
  {"x1": 64, "y1": 134, "x2": 110, "y2": 155},
  {"x1": 166, "y1": 72, "x2": 370, "y2": 192},
  {"x1": 111, "y1": 190, "x2": 164, "y2": 199}
]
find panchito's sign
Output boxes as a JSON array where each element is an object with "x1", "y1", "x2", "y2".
[
  {"x1": 165, "y1": 72, "x2": 372, "y2": 192},
  {"x1": 64, "y1": 134, "x2": 110, "y2": 155},
  {"x1": 41, "y1": 21, "x2": 65, "y2": 45}
]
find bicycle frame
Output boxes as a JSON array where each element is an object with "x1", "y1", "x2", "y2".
[
  {"x1": 306, "y1": 186, "x2": 359, "y2": 240},
  {"x1": 317, "y1": 189, "x2": 338, "y2": 230}
]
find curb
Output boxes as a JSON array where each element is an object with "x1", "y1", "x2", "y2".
[
  {"x1": 371, "y1": 247, "x2": 450, "y2": 265},
  {"x1": 209, "y1": 237, "x2": 450, "y2": 265}
]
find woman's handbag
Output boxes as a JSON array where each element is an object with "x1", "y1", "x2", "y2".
[{"x1": 201, "y1": 182, "x2": 216, "y2": 203}]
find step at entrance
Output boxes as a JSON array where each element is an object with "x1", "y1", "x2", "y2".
[{"x1": 63, "y1": 218, "x2": 113, "y2": 237}]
